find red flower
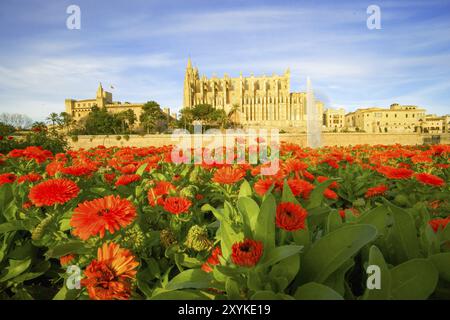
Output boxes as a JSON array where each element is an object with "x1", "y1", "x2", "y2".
[
  {"x1": 147, "y1": 181, "x2": 176, "y2": 206},
  {"x1": 115, "y1": 174, "x2": 140, "y2": 187},
  {"x1": 231, "y1": 239, "x2": 263, "y2": 267},
  {"x1": 201, "y1": 246, "x2": 222, "y2": 273},
  {"x1": 61, "y1": 165, "x2": 95, "y2": 177},
  {"x1": 324, "y1": 188, "x2": 338, "y2": 200},
  {"x1": 282, "y1": 158, "x2": 308, "y2": 173},
  {"x1": 28, "y1": 179, "x2": 79, "y2": 207},
  {"x1": 428, "y1": 218, "x2": 450, "y2": 232},
  {"x1": 163, "y1": 197, "x2": 192, "y2": 215},
  {"x1": 287, "y1": 179, "x2": 315, "y2": 199},
  {"x1": 17, "y1": 173, "x2": 42, "y2": 184},
  {"x1": 60, "y1": 254, "x2": 76, "y2": 266},
  {"x1": 338, "y1": 207, "x2": 360, "y2": 219},
  {"x1": 70, "y1": 195, "x2": 137, "y2": 240},
  {"x1": 415, "y1": 173, "x2": 445, "y2": 187},
  {"x1": 81, "y1": 242, "x2": 139, "y2": 300},
  {"x1": 377, "y1": 166, "x2": 413, "y2": 180},
  {"x1": 254, "y1": 178, "x2": 275, "y2": 196},
  {"x1": 365, "y1": 184, "x2": 388, "y2": 198},
  {"x1": 212, "y1": 166, "x2": 245, "y2": 184},
  {"x1": 104, "y1": 173, "x2": 116, "y2": 183},
  {"x1": 276, "y1": 202, "x2": 308, "y2": 231},
  {"x1": 317, "y1": 176, "x2": 339, "y2": 189},
  {"x1": 0, "y1": 173, "x2": 16, "y2": 186},
  {"x1": 22, "y1": 201, "x2": 33, "y2": 210}
]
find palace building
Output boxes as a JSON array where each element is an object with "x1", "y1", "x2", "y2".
[
  {"x1": 183, "y1": 59, "x2": 323, "y2": 131},
  {"x1": 344, "y1": 104, "x2": 427, "y2": 133},
  {"x1": 64, "y1": 83, "x2": 174, "y2": 123}
]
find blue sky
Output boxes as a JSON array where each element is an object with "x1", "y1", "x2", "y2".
[{"x1": 0, "y1": 0, "x2": 449, "y2": 121}]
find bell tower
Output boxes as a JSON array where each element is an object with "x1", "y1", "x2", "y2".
[{"x1": 96, "y1": 82, "x2": 106, "y2": 108}]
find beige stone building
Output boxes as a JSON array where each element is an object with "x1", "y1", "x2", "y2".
[
  {"x1": 183, "y1": 59, "x2": 323, "y2": 131},
  {"x1": 421, "y1": 115, "x2": 446, "y2": 134},
  {"x1": 65, "y1": 83, "x2": 172, "y2": 123},
  {"x1": 323, "y1": 108, "x2": 346, "y2": 131},
  {"x1": 344, "y1": 103, "x2": 426, "y2": 133}
]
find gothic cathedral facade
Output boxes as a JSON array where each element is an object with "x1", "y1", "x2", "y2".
[{"x1": 183, "y1": 59, "x2": 323, "y2": 131}]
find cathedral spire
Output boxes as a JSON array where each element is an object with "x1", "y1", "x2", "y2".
[{"x1": 187, "y1": 57, "x2": 193, "y2": 69}]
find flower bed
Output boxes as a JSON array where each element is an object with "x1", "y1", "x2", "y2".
[{"x1": 0, "y1": 143, "x2": 449, "y2": 300}]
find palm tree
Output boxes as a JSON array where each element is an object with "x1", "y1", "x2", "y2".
[{"x1": 46, "y1": 112, "x2": 61, "y2": 127}]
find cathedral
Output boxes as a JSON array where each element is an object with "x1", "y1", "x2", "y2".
[{"x1": 183, "y1": 59, "x2": 323, "y2": 130}]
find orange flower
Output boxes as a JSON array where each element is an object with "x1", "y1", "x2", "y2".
[
  {"x1": 147, "y1": 181, "x2": 176, "y2": 206},
  {"x1": 60, "y1": 254, "x2": 76, "y2": 266},
  {"x1": 365, "y1": 184, "x2": 388, "y2": 198},
  {"x1": 415, "y1": 173, "x2": 445, "y2": 187},
  {"x1": 276, "y1": 202, "x2": 308, "y2": 231},
  {"x1": 201, "y1": 246, "x2": 222, "y2": 273},
  {"x1": 163, "y1": 197, "x2": 192, "y2": 215},
  {"x1": 212, "y1": 166, "x2": 245, "y2": 184},
  {"x1": 70, "y1": 195, "x2": 137, "y2": 240},
  {"x1": 81, "y1": 242, "x2": 139, "y2": 300},
  {"x1": 28, "y1": 179, "x2": 79, "y2": 207},
  {"x1": 254, "y1": 178, "x2": 275, "y2": 196}
]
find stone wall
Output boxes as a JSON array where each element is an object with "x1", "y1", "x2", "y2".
[{"x1": 67, "y1": 132, "x2": 448, "y2": 150}]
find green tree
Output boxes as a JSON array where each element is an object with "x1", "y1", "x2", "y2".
[
  {"x1": 46, "y1": 112, "x2": 61, "y2": 127},
  {"x1": 83, "y1": 107, "x2": 121, "y2": 134},
  {"x1": 139, "y1": 101, "x2": 167, "y2": 133},
  {"x1": 116, "y1": 109, "x2": 137, "y2": 133},
  {"x1": 59, "y1": 112, "x2": 75, "y2": 132}
]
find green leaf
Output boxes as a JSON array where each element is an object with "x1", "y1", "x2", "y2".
[
  {"x1": 269, "y1": 254, "x2": 300, "y2": 292},
  {"x1": 294, "y1": 282, "x2": 343, "y2": 300},
  {"x1": 357, "y1": 205, "x2": 388, "y2": 236},
  {"x1": 136, "y1": 163, "x2": 148, "y2": 176},
  {"x1": 250, "y1": 291, "x2": 282, "y2": 300},
  {"x1": 0, "y1": 259, "x2": 31, "y2": 282},
  {"x1": 0, "y1": 221, "x2": 28, "y2": 234},
  {"x1": 390, "y1": 258, "x2": 438, "y2": 300},
  {"x1": 300, "y1": 224, "x2": 377, "y2": 283},
  {"x1": 429, "y1": 253, "x2": 450, "y2": 282},
  {"x1": 260, "y1": 245, "x2": 302, "y2": 268},
  {"x1": 385, "y1": 200, "x2": 421, "y2": 262},
  {"x1": 53, "y1": 283, "x2": 81, "y2": 300},
  {"x1": 362, "y1": 245, "x2": 391, "y2": 300},
  {"x1": 225, "y1": 278, "x2": 242, "y2": 300},
  {"x1": 326, "y1": 211, "x2": 342, "y2": 234},
  {"x1": 306, "y1": 180, "x2": 333, "y2": 209},
  {"x1": 238, "y1": 179, "x2": 252, "y2": 198},
  {"x1": 45, "y1": 241, "x2": 88, "y2": 258},
  {"x1": 166, "y1": 269, "x2": 213, "y2": 290},
  {"x1": 323, "y1": 258, "x2": 354, "y2": 297},
  {"x1": 10, "y1": 260, "x2": 50, "y2": 284},
  {"x1": 237, "y1": 196, "x2": 259, "y2": 237},
  {"x1": 292, "y1": 228, "x2": 310, "y2": 250},
  {"x1": 150, "y1": 289, "x2": 211, "y2": 300},
  {"x1": 255, "y1": 193, "x2": 276, "y2": 253},
  {"x1": 218, "y1": 218, "x2": 244, "y2": 260}
]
